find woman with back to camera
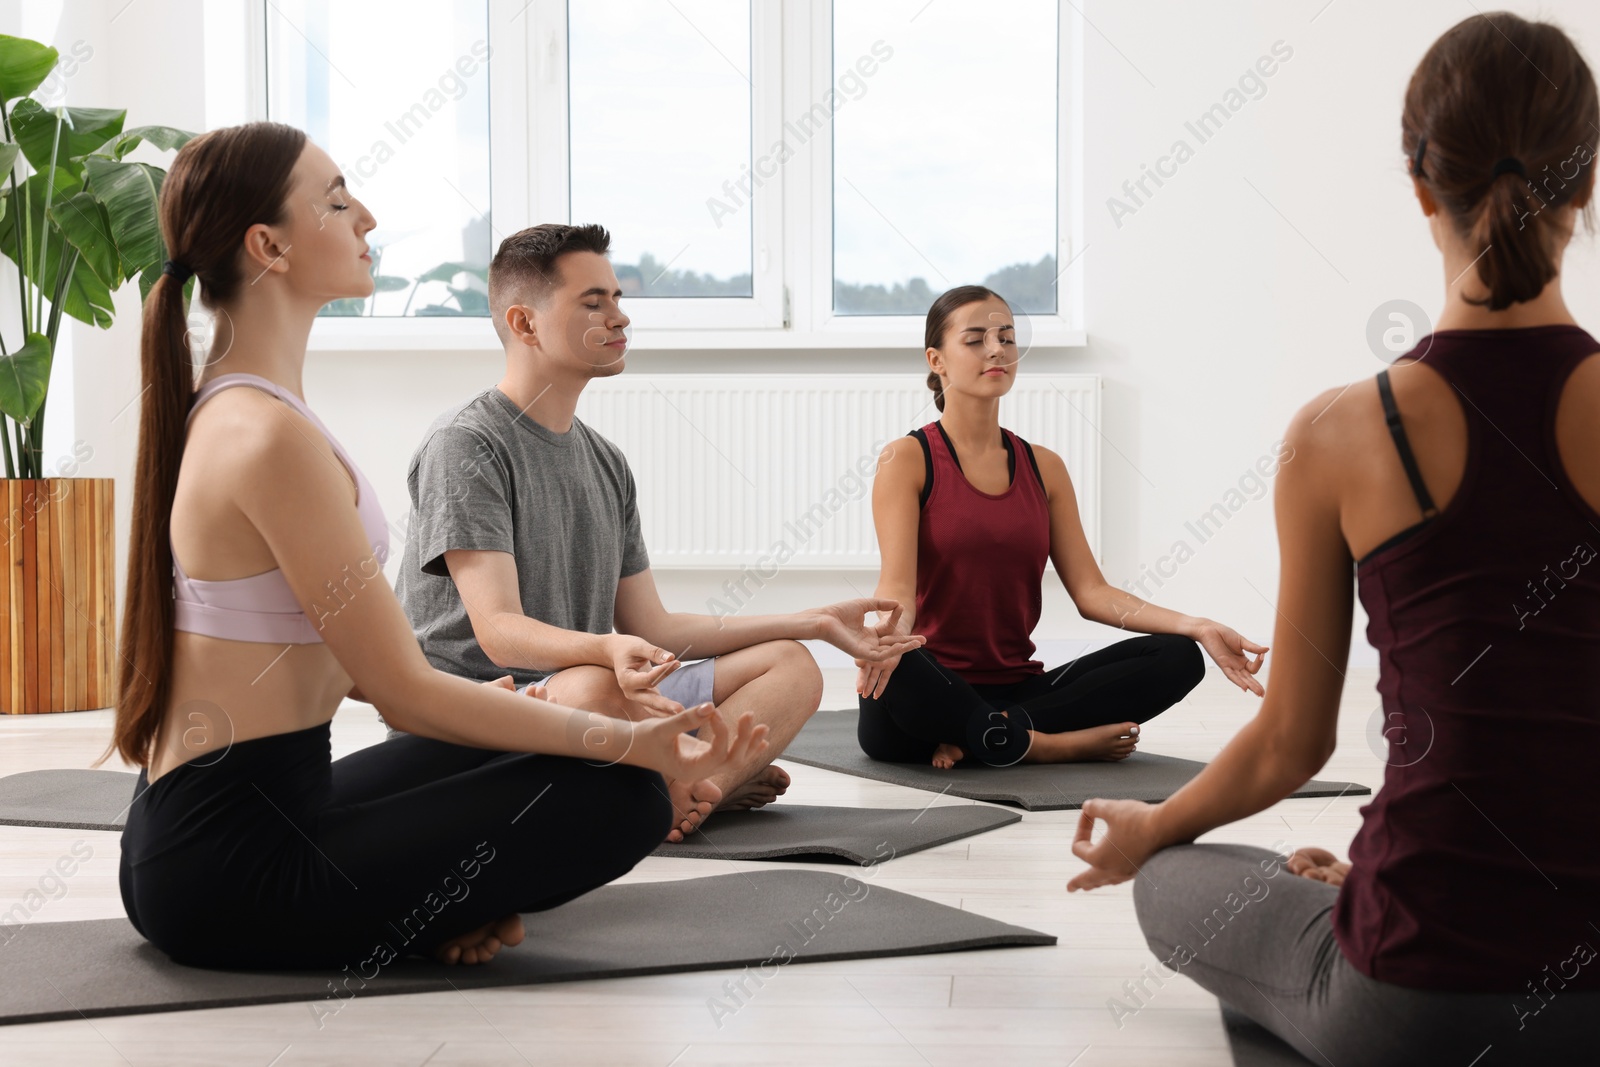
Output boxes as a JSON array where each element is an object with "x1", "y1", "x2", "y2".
[
  {"x1": 110, "y1": 122, "x2": 780, "y2": 969},
  {"x1": 857, "y1": 285, "x2": 1271, "y2": 770},
  {"x1": 1069, "y1": 13, "x2": 1600, "y2": 1063}
]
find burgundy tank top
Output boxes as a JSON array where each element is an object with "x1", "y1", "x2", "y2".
[
  {"x1": 1335, "y1": 325, "x2": 1600, "y2": 992},
  {"x1": 912, "y1": 422, "x2": 1051, "y2": 684}
]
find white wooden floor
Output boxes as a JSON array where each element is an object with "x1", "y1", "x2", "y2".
[{"x1": 0, "y1": 667, "x2": 1383, "y2": 1066}]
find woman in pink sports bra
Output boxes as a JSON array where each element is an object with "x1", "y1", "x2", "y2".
[{"x1": 109, "y1": 122, "x2": 769, "y2": 970}]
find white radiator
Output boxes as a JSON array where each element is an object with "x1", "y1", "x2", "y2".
[{"x1": 574, "y1": 374, "x2": 1101, "y2": 569}]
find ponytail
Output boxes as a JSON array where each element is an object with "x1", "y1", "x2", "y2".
[
  {"x1": 1469, "y1": 169, "x2": 1566, "y2": 311},
  {"x1": 1403, "y1": 13, "x2": 1597, "y2": 311},
  {"x1": 109, "y1": 270, "x2": 193, "y2": 767}
]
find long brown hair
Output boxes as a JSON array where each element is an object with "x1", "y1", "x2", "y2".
[
  {"x1": 1403, "y1": 13, "x2": 1597, "y2": 310},
  {"x1": 109, "y1": 122, "x2": 307, "y2": 768},
  {"x1": 923, "y1": 285, "x2": 1007, "y2": 412}
]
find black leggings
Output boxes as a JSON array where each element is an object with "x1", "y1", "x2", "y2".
[
  {"x1": 119, "y1": 720, "x2": 670, "y2": 969},
  {"x1": 858, "y1": 634, "x2": 1205, "y2": 765}
]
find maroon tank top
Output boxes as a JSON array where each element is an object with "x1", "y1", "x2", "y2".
[
  {"x1": 912, "y1": 422, "x2": 1051, "y2": 684},
  {"x1": 1335, "y1": 325, "x2": 1600, "y2": 993}
]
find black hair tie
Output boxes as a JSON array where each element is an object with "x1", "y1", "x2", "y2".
[
  {"x1": 1411, "y1": 134, "x2": 1429, "y2": 179},
  {"x1": 162, "y1": 259, "x2": 195, "y2": 283},
  {"x1": 1491, "y1": 157, "x2": 1528, "y2": 180}
]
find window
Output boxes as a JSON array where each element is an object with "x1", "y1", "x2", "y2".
[
  {"x1": 569, "y1": 0, "x2": 753, "y2": 298},
  {"x1": 235, "y1": 0, "x2": 1081, "y2": 347},
  {"x1": 265, "y1": 0, "x2": 493, "y2": 317},
  {"x1": 831, "y1": 1, "x2": 1059, "y2": 317}
]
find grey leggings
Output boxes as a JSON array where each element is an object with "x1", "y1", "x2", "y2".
[{"x1": 1132, "y1": 845, "x2": 1597, "y2": 1067}]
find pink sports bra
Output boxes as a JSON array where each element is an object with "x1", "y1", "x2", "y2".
[{"x1": 171, "y1": 374, "x2": 390, "y2": 644}]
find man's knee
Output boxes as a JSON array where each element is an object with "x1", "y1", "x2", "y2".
[{"x1": 769, "y1": 639, "x2": 823, "y2": 709}]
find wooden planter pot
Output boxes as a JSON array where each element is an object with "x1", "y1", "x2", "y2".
[{"x1": 2, "y1": 479, "x2": 115, "y2": 713}]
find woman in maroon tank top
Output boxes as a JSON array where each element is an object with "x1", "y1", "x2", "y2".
[
  {"x1": 858, "y1": 285, "x2": 1269, "y2": 769},
  {"x1": 1068, "y1": 14, "x2": 1599, "y2": 1063}
]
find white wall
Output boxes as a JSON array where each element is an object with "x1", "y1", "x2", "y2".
[{"x1": 21, "y1": 0, "x2": 1600, "y2": 679}]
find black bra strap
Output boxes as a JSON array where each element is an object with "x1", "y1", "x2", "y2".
[
  {"x1": 1376, "y1": 370, "x2": 1439, "y2": 520},
  {"x1": 909, "y1": 429, "x2": 934, "y2": 509},
  {"x1": 1017, "y1": 436, "x2": 1046, "y2": 491}
]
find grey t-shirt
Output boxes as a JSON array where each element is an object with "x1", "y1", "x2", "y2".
[{"x1": 395, "y1": 387, "x2": 649, "y2": 688}]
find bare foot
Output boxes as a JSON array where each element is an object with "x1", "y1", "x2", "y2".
[
  {"x1": 714, "y1": 763, "x2": 790, "y2": 814},
  {"x1": 665, "y1": 776, "x2": 722, "y2": 843},
  {"x1": 1286, "y1": 847, "x2": 1351, "y2": 887},
  {"x1": 1023, "y1": 722, "x2": 1141, "y2": 763},
  {"x1": 931, "y1": 743, "x2": 965, "y2": 770},
  {"x1": 432, "y1": 914, "x2": 525, "y2": 965}
]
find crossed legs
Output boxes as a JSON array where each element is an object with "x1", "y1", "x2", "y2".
[
  {"x1": 858, "y1": 634, "x2": 1204, "y2": 767},
  {"x1": 543, "y1": 639, "x2": 822, "y2": 841},
  {"x1": 1132, "y1": 844, "x2": 1599, "y2": 1066}
]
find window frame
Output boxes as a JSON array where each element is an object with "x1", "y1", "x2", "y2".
[
  {"x1": 799, "y1": 1, "x2": 1084, "y2": 347},
  {"x1": 212, "y1": 0, "x2": 1084, "y2": 352}
]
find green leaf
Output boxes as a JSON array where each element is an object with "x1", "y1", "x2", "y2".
[
  {"x1": 104, "y1": 124, "x2": 195, "y2": 160},
  {"x1": 0, "y1": 141, "x2": 19, "y2": 181},
  {"x1": 48, "y1": 191, "x2": 119, "y2": 287},
  {"x1": 0, "y1": 332, "x2": 52, "y2": 424},
  {"x1": 0, "y1": 172, "x2": 114, "y2": 329},
  {"x1": 82, "y1": 155, "x2": 166, "y2": 279},
  {"x1": 11, "y1": 99, "x2": 126, "y2": 179},
  {"x1": 0, "y1": 36, "x2": 58, "y2": 102},
  {"x1": 50, "y1": 246, "x2": 115, "y2": 328},
  {"x1": 372, "y1": 274, "x2": 410, "y2": 292},
  {"x1": 0, "y1": 169, "x2": 82, "y2": 271}
]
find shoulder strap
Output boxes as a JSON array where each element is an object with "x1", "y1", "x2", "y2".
[
  {"x1": 909, "y1": 429, "x2": 934, "y2": 509},
  {"x1": 189, "y1": 374, "x2": 359, "y2": 489},
  {"x1": 188, "y1": 374, "x2": 309, "y2": 424},
  {"x1": 932, "y1": 421, "x2": 963, "y2": 472},
  {"x1": 1376, "y1": 370, "x2": 1439, "y2": 520},
  {"x1": 1015, "y1": 434, "x2": 1046, "y2": 491}
]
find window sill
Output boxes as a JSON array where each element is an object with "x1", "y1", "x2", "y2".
[{"x1": 306, "y1": 317, "x2": 1089, "y2": 353}]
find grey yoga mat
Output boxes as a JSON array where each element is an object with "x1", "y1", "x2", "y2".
[
  {"x1": 783, "y1": 710, "x2": 1372, "y2": 811},
  {"x1": 0, "y1": 770, "x2": 1020, "y2": 864},
  {"x1": 0, "y1": 870, "x2": 1055, "y2": 1026},
  {"x1": 656, "y1": 803, "x2": 1020, "y2": 864},
  {"x1": 0, "y1": 768, "x2": 135, "y2": 831},
  {"x1": 1222, "y1": 1005, "x2": 1319, "y2": 1066}
]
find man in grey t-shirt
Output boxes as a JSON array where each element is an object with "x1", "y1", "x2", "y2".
[
  {"x1": 396, "y1": 223, "x2": 921, "y2": 843},
  {"x1": 395, "y1": 386, "x2": 650, "y2": 691}
]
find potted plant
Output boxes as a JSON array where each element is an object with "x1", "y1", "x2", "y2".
[{"x1": 0, "y1": 33, "x2": 192, "y2": 713}]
